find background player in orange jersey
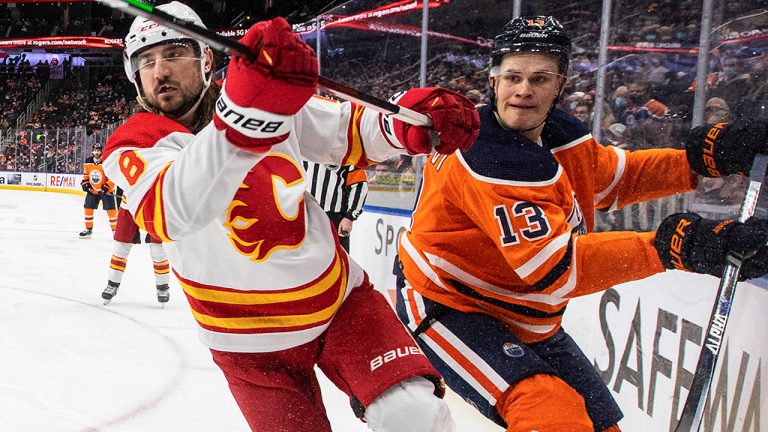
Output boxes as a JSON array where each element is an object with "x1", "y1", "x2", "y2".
[
  {"x1": 101, "y1": 2, "x2": 479, "y2": 431},
  {"x1": 396, "y1": 15, "x2": 768, "y2": 432},
  {"x1": 79, "y1": 144, "x2": 116, "y2": 238}
]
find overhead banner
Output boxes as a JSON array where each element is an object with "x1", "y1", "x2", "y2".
[
  {"x1": 0, "y1": 31, "x2": 246, "y2": 51},
  {"x1": 0, "y1": 36, "x2": 123, "y2": 50}
]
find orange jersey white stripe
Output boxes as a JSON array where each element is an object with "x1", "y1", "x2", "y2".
[{"x1": 400, "y1": 106, "x2": 697, "y2": 343}]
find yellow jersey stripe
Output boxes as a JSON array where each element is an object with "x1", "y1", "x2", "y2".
[
  {"x1": 181, "y1": 254, "x2": 342, "y2": 305},
  {"x1": 189, "y1": 259, "x2": 348, "y2": 329}
]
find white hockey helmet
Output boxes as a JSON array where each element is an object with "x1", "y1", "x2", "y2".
[{"x1": 122, "y1": 1, "x2": 209, "y2": 86}]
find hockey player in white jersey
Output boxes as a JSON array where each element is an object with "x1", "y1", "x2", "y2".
[{"x1": 102, "y1": 2, "x2": 480, "y2": 431}]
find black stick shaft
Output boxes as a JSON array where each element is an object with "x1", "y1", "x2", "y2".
[{"x1": 674, "y1": 153, "x2": 768, "y2": 432}]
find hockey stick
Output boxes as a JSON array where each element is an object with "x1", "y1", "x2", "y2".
[
  {"x1": 674, "y1": 152, "x2": 768, "y2": 432},
  {"x1": 98, "y1": 0, "x2": 433, "y2": 127}
]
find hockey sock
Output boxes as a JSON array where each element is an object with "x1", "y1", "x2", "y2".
[
  {"x1": 149, "y1": 243, "x2": 170, "y2": 285},
  {"x1": 84, "y1": 208, "x2": 94, "y2": 229},
  {"x1": 108, "y1": 241, "x2": 133, "y2": 284},
  {"x1": 107, "y1": 209, "x2": 118, "y2": 231}
]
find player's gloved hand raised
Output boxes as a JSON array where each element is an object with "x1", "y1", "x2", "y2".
[
  {"x1": 228, "y1": 17, "x2": 317, "y2": 114},
  {"x1": 215, "y1": 17, "x2": 318, "y2": 151},
  {"x1": 686, "y1": 120, "x2": 768, "y2": 177},
  {"x1": 382, "y1": 88, "x2": 480, "y2": 155},
  {"x1": 653, "y1": 213, "x2": 768, "y2": 281},
  {"x1": 81, "y1": 179, "x2": 90, "y2": 192}
]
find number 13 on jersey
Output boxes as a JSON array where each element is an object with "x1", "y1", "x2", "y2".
[{"x1": 493, "y1": 202, "x2": 551, "y2": 246}]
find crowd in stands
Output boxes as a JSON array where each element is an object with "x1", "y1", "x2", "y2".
[
  {"x1": 1, "y1": 0, "x2": 767, "y2": 226},
  {"x1": 3, "y1": 1, "x2": 235, "y2": 40},
  {"x1": 0, "y1": 71, "x2": 43, "y2": 129},
  {"x1": 317, "y1": 0, "x2": 768, "y2": 222},
  {"x1": 0, "y1": 63, "x2": 132, "y2": 173},
  {"x1": 33, "y1": 66, "x2": 134, "y2": 132}
]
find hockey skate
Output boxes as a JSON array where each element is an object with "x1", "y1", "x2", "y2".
[
  {"x1": 102, "y1": 281, "x2": 120, "y2": 305},
  {"x1": 156, "y1": 284, "x2": 170, "y2": 308},
  {"x1": 78, "y1": 228, "x2": 93, "y2": 239}
]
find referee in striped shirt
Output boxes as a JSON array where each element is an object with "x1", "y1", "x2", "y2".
[{"x1": 303, "y1": 161, "x2": 369, "y2": 252}]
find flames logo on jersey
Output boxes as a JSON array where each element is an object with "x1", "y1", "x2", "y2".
[{"x1": 224, "y1": 154, "x2": 306, "y2": 261}]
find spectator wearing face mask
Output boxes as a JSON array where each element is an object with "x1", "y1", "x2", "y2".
[
  {"x1": 712, "y1": 57, "x2": 751, "y2": 118},
  {"x1": 609, "y1": 85, "x2": 629, "y2": 120},
  {"x1": 563, "y1": 91, "x2": 585, "y2": 114},
  {"x1": 603, "y1": 123, "x2": 630, "y2": 149},
  {"x1": 704, "y1": 97, "x2": 731, "y2": 124},
  {"x1": 619, "y1": 81, "x2": 668, "y2": 127},
  {"x1": 743, "y1": 62, "x2": 768, "y2": 119},
  {"x1": 573, "y1": 100, "x2": 592, "y2": 125},
  {"x1": 718, "y1": 58, "x2": 741, "y2": 84}
]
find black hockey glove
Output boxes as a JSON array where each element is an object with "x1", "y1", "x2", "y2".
[
  {"x1": 653, "y1": 213, "x2": 768, "y2": 281},
  {"x1": 100, "y1": 184, "x2": 112, "y2": 195},
  {"x1": 686, "y1": 120, "x2": 768, "y2": 177},
  {"x1": 81, "y1": 179, "x2": 90, "y2": 192}
]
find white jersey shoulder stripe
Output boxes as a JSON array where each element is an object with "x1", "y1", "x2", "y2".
[
  {"x1": 549, "y1": 133, "x2": 592, "y2": 153},
  {"x1": 400, "y1": 234, "x2": 449, "y2": 290},
  {"x1": 423, "y1": 251, "x2": 568, "y2": 307},
  {"x1": 593, "y1": 145, "x2": 626, "y2": 206},
  {"x1": 515, "y1": 231, "x2": 571, "y2": 279},
  {"x1": 550, "y1": 236, "x2": 579, "y2": 298}
]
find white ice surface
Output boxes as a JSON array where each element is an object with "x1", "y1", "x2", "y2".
[{"x1": 0, "y1": 189, "x2": 502, "y2": 432}]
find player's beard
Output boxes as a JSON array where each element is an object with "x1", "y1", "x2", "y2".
[{"x1": 151, "y1": 79, "x2": 204, "y2": 120}]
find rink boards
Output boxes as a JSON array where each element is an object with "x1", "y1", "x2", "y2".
[
  {"x1": 350, "y1": 206, "x2": 768, "y2": 432},
  {"x1": 0, "y1": 171, "x2": 84, "y2": 195},
  {"x1": 4, "y1": 177, "x2": 765, "y2": 431}
]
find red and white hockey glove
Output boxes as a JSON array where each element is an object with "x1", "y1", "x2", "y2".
[
  {"x1": 215, "y1": 17, "x2": 318, "y2": 151},
  {"x1": 382, "y1": 88, "x2": 479, "y2": 155}
]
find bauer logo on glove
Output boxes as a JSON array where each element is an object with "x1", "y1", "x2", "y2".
[
  {"x1": 654, "y1": 213, "x2": 768, "y2": 281},
  {"x1": 686, "y1": 120, "x2": 768, "y2": 177}
]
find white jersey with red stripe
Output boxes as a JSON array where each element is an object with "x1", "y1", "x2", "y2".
[{"x1": 102, "y1": 94, "x2": 407, "y2": 353}]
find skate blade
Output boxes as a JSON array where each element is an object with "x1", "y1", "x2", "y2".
[{"x1": 103, "y1": 298, "x2": 112, "y2": 305}]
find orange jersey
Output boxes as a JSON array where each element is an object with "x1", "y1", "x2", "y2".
[
  {"x1": 82, "y1": 157, "x2": 114, "y2": 193},
  {"x1": 400, "y1": 106, "x2": 697, "y2": 343}
]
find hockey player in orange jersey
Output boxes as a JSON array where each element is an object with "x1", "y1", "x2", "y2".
[
  {"x1": 101, "y1": 2, "x2": 479, "y2": 432},
  {"x1": 79, "y1": 144, "x2": 117, "y2": 238},
  {"x1": 396, "y1": 15, "x2": 768, "y2": 432}
]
